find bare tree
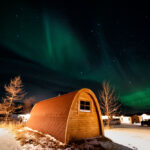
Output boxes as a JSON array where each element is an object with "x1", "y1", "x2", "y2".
[
  {"x1": 99, "y1": 81, "x2": 120, "y2": 127},
  {"x1": 2, "y1": 76, "x2": 26, "y2": 121}
]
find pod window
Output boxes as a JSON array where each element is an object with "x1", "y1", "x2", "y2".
[{"x1": 80, "y1": 101, "x2": 90, "y2": 112}]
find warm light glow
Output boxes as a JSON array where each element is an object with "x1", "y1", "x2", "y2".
[
  {"x1": 102, "y1": 115, "x2": 109, "y2": 120},
  {"x1": 112, "y1": 116, "x2": 120, "y2": 119},
  {"x1": 18, "y1": 114, "x2": 30, "y2": 122},
  {"x1": 120, "y1": 116, "x2": 131, "y2": 124}
]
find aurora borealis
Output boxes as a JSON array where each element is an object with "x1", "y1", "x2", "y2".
[{"x1": 0, "y1": 1, "x2": 150, "y2": 113}]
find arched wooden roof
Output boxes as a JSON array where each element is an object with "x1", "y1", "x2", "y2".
[{"x1": 27, "y1": 88, "x2": 104, "y2": 143}]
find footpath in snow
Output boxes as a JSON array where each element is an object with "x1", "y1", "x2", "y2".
[{"x1": 0, "y1": 128, "x2": 21, "y2": 150}]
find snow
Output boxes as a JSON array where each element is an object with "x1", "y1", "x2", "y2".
[
  {"x1": 105, "y1": 124, "x2": 150, "y2": 150},
  {"x1": 0, "y1": 128, "x2": 21, "y2": 150},
  {"x1": 24, "y1": 127, "x2": 63, "y2": 144},
  {"x1": 0, "y1": 127, "x2": 131, "y2": 150},
  {"x1": 1, "y1": 124, "x2": 149, "y2": 150}
]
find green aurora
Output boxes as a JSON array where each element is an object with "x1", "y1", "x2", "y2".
[{"x1": 0, "y1": 2, "x2": 150, "y2": 111}]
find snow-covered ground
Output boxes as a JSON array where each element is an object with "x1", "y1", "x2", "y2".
[
  {"x1": 0, "y1": 128, "x2": 21, "y2": 150},
  {"x1": 0, "y1": 124, "x2": 149, "y2": 150},
  {"x1": 0, "y1": 127, "x2": 131, "y2": 150},
  {"x1": 105, "y1": 124, "x2": 150, "y2": 150}
]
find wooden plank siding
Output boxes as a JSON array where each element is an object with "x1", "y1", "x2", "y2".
[
  {"x1": 27, "y1": 88, "x2": 104, "y2": 144},
  {"x1": 66, "y1": 92, "x2": 101, "y2": 143}
]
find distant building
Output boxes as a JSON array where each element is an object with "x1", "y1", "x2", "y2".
[
  {"x1": 120, "y1": 116, "x2": 132, "y2": 124},
  {"x1": 141, "y1": 114, "x2": 150, "y2": 121},
  {"x1": 131, "y1": 115, "x2": 140, "y2": 124},
  {"x1": 102, "y1": 115, "x2": 109, "y2": 120}
]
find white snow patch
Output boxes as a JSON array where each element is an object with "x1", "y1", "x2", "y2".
[
  {"x1": 25, "y1": 127, "x2": 64, "y2": 145},
  {"x1": 105, "y1": 125, "x2": 150, "y2": 150},
  {"x1": 0, "y1": 128, "x2": 21, "y2": 150}
]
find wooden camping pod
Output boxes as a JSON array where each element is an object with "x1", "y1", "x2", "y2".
[
  {"x1": 27, "y1": 88, "x2": 104, "y2": 143},
  {"x1": 131, "y1": 115, "x2": 140, "y2": 123}
]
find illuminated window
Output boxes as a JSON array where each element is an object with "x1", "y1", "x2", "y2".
[{"x1": 80, "y1": 101, "x2": 90, "y2": 112}]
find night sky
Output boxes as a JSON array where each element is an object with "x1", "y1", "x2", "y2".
[{"x1": 0, "y1": 1, "x2": 150, "y2": 113}]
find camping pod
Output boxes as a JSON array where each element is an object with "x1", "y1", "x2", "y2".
[
  {"x1": 27, "y1": 88, "x2": 104, "y2": 143},
  {"x1": 131, "y1": 115, "x2": 140, "y2": 124}
]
